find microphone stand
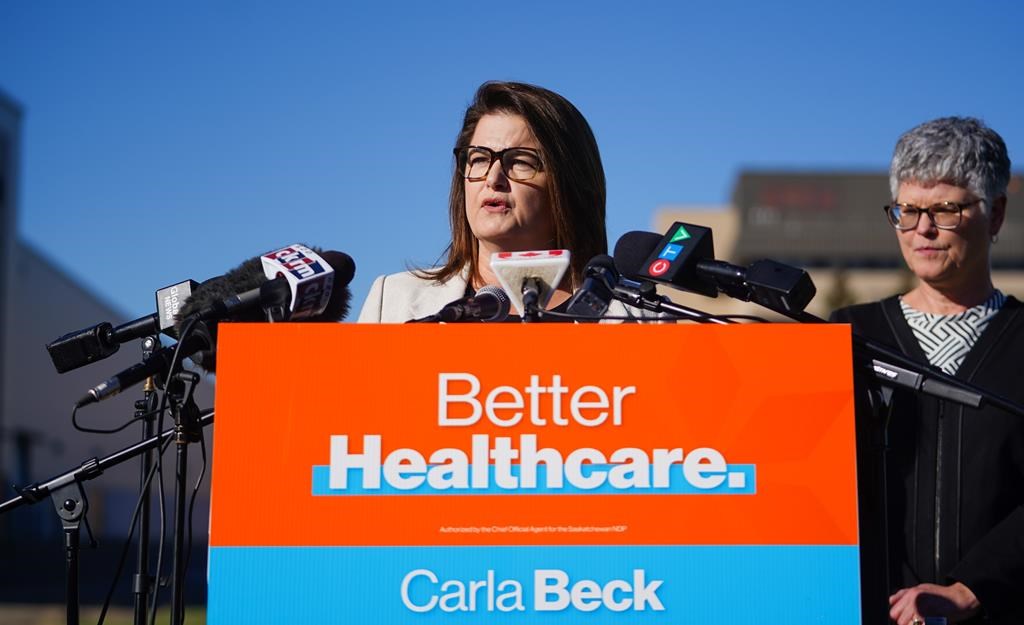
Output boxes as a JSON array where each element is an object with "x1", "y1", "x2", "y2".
[
  {"x1": 53, "y1": 463, "x2": 95, "y2": 625},
  {"x1": 612, "y1": 280, "x2": 734, "y2": 324},
  {"x1": 133, "y1": 336, "x2": 160, "y2": 625},
  {"x1": 736, "y1": 294, "x2": 1024, "y2": 624},
  {"x1": 166, "y1": 370, "x2": 203, "y2": 625},
  {"x1": 0, "y1": 411, "x2": 214, "y2": 625},
  {"x1": 773, "y1": 309, "x2": 1024, "y2": 417}
]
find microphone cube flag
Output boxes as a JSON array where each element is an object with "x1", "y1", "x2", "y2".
[
  {"x1": 156, "y1": 279, "x2": 201, "y2": 337},
  {"x1": 641, "y1": 222, "x2": 718, "y2": 297},
  {"x1": 490, "y1": 249, "x2": 570, "y2": 316},
  {"x1": 261, "y1": 244, "x2": 335, "y2": 320}
]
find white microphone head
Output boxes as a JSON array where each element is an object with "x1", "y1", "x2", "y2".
[
  {"x1": 474, "y1": 285, "x2": 511, "y2": 322},
  {"x1": 260, "y1": 244, "x2": 335, "y2": 320},
  {"x1": 490, "y1": 250, "x2": 570, "y2": 315}
]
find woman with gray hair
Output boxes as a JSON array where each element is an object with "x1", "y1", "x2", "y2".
[{"x1": 832, "y1": 117, "x2": 1023, "y2": 624}]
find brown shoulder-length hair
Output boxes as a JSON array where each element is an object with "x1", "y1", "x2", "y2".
[{"x1": 423, "y1": 81, "x2": 607, "y2": 289}]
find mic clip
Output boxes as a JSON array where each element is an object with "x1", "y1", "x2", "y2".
[
  {"x1": 164, "y1": 370, "x2": 203, "y2": 442},
  {"x1": 611, "y1": 278, "x2": 661, "y2": 308},
  {"x1": 264, "y1": 304, "x2": 289, "y2": 322},
  {"x1": 260, "y1": 278, "x2": 292, "y2": 322},
  {"x1": 521, "y1": 278, "x2": 543, "y2": 322}
]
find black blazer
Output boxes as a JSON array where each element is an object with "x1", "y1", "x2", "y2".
[{"x1": 832, "y1": 296, "x2": 1024, "y2": 622}]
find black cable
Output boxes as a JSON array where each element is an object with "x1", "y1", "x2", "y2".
[
  {"x1": 147, "y1": 433, "x2": 168, "y2": 625},
  {"x1": 61, "y1": 333, "x2": 183, "y2": 621},
  {"x1": 710, "y1": 314, "x2": 772, "y2": 323},
  {"x1": 532, "y1": 308, "x2": 710, "y2": 323},
  {"x1": 57, "y1": 325, "x2": 207, "y2": 624},
  {"x1": 181, "y1": 431, "x2": 208, "y2": 591},
  {"x1": 95, "y1": 435, "x2": 173, "y2": 625},
  {"x1": 72, "y1": 406, "x2": 170, "y2": 435}
]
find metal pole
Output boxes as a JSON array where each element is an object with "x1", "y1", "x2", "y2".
[{"x1": 132, "y1": 335, "x2": 160, "y2": 625}]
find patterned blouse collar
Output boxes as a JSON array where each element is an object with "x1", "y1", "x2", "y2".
[{"x1": 899, "y1": 290, "x2": 1006, "y2": 374}]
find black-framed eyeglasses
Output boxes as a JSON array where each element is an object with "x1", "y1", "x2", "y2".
[
  {"x1": 882, "y1": 199, "x2": 983, "y2": 231},
  {"x1": 454, "y1": 146, "x2": 544, "y2": 182}
]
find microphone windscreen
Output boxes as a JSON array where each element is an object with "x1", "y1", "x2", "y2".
[
  {"x1": 321, "y1": 251, "x2": 356, "y2": 288},
  {"x1": 172, "y1": 253, "x2": 284, "y2": 362},
  {"x1": 584, "y1": 253, "x2": 618, "y2": 275},
  {"x1": 613, "y1": 231, "x2": 662, "y2": 277},
  {"x1": 318, "y1": 284, "x2": 351, "y2": 322},
  {"x1": 184, "y1": 321, "x2": 217, "y2": 373},
  {"x1": 475, "y1": 284, "x2": 511, "y2": 322},
  {"x1": 172, "y1": 246, "x2": 356, "y2": 365},
  {"x1": 176, "y1": 256, "x2": 268, "y2": 326},
  {"x1": 300, "y1": 251, "x2": 354, "y2": 322}
]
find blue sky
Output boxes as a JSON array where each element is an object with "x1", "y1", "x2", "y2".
[{"x1": 2, "y1": 1, "x2": 1022, "y2": 319}]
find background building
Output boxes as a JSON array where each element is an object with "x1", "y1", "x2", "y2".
[{"x1": 0, "y1": 88, "x2": 212, "y2": 605}]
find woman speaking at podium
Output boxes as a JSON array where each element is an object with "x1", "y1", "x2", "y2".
[
  {"x1": 357, "y1": 81, "x2": 638, "y2": 323},
  {"x1": 832, "y1": 117, "x2": 1024, "y2": 625}
]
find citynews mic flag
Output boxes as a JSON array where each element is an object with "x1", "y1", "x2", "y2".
[
  {"x1": 260, "y1": 244, "x2": 334, "y2": 320},
  {"x1": 208, "y1": 324, "x2": 861, "y2": 624}
]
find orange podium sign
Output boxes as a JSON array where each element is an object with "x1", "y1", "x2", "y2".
[{"x1": 208, "y1": 324, "x2": 860, "y2": 624}]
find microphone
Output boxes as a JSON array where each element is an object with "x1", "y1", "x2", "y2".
[
  {"x1": 614, "y1": 225, "x2": 718, "y2": 297},
  {"x1": 174, "y1": 245, "x2": 354, "y2": 372},
  {"x1": 74, "y1": 324, "x2": 213, "y2": 408},
  {"x1": 489, "y1": 250, "x2": 571, "y2": 318},
  {"x1": 46, "y1": 279, "x2": 201, "y2": 373},
  {"x1": 261, "y1": 245, "x2": 352, "y2": 321},
  {"x1": 614, "y1": 225, "x2": 816, "y2": 315},
  {"x1": 75, "y1": 245, "x2": 355, "y2": 406},
  {"x1": 565, "y1": 255, "x2": 618, "y2": 319},
  {"x1": 178, "y1": 245, "x2": 354, "y2": 326},
  {"x1": 614, "y1": 229, "x2": 747, "y2": 302},
  {"x1": 565, "y1": 253, "x2": 723, "y2": 323},
  {"x1": 697, "y1": 258, "x2": 816, "y2": 314},
  {"x1": 410, "y1": 285, "x2": 511, "y2": 323}
]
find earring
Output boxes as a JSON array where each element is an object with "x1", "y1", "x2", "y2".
[{"x1": 991, "y1": 234, "x2": 1000, "y2": 244}]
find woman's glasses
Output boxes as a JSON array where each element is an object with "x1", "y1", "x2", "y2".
[
  {"x1": 454, "y1": 146, "x2": 544, "y2": 182},
  {"x1": 882, "y1": 199, "x2": 982, "y2": 230}
]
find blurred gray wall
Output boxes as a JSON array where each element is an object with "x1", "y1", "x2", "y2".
[{"x1": 0, "y1": 88, "x2": 212, "y2": 604}]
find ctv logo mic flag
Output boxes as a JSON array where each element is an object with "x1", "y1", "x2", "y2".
[{"x1": 208, "y1": 324, "x2": 860, "y2": 624}]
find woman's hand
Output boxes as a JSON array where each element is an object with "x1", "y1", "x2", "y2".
[{"x1": 889, "y1": 581, "x2": 980, "y2": 624}]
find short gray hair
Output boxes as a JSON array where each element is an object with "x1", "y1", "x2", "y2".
[{"x1": 890, "y1": 116, "x2": 1011, "y2": 212}]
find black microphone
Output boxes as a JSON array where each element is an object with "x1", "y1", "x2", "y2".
[
  {"x1": 76, "y1": 247, "x2": 356, "y2": 406},
  {"x1": 74, "y1": 325, "x2": 213, "y2": 408},
  {"x1": 698, "y1": 258, "x2": 816, "y2": 314},
  {"x1": 614, "y1": 225, "x2": 718, "y2": 297},
  {"x1": 566, "y1": 253, "x2": 720, "y2": 323},
  {"x1": 565, "y1": 255, "x2": 618, "y2": 319},
  {"x1": 45, "y1": 279, "x2": 200, "y2": 373},
  {"x1": 520, "y1": 278, "x2": 543, "y2": 315},
  {"x1": 409, "y1": 285, "x2": 510, "y2": 323},
  {"x1": 614, "y1": 226, "x2": 816, "y2": 315},
  {"x1": 614, "y1": 230, "x2": 747, "y2": 301},
  {"x1": 47, "y1": 320, "x2": 140, "y2": 374}
]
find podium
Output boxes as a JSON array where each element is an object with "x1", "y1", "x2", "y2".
[{"x1": 207, "y1": 324, "x2": 862, "y2": 623}]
